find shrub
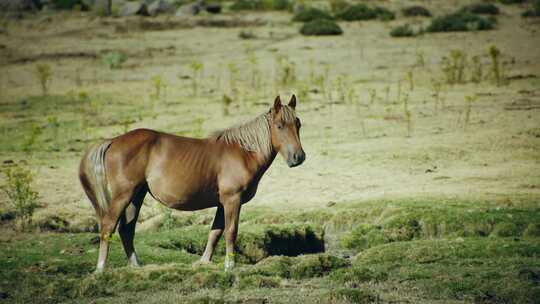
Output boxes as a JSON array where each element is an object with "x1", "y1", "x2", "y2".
[
  {"x1": 521, "y1": 0, "x2": 540, "y2": 17},
  {"x1": 102, "y1": 51, "x2": 127, "y2": 69},
  {"x1": 335, "y1": 4, "x2": 394, "y2": 21},
  {"x1": 230, "y1": 0, "x2": 289, "y2": 11},
  {"x1": 300, "y1": 19, "x2": 343, "y2": 36},
  {"x1": 390, "y1": 24, "x2": 416, "y2": 37},
  {"x1": 427, "y1": 12, "x2": 495, "y2": 32},
  {"x1": 402, "y1": 5, "x2": 432, "y2": 17},
  {"x1": 52, "y1": 0, "x2": 83, "y2": 10},
  {"x1": 460, "y1": 3, "x2": 500, "y2": 15},
  {"x1": 1, "y1": 166, "x2": 39, "y2": 230},
  {"x1": 292, "y1": 8, "x2": 334, "y2": 22},
  {"x1": 499, "y1": 0, "x2": 525, "y2": 4}
]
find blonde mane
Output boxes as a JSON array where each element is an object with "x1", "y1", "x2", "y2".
[{"x1": 211, "y1": 106, "x2": 296, "y2": 155}]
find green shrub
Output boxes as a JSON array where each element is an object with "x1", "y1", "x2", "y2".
[
  {"x1": 402, "y1": 5, "x2": 432, "y2": 17},
  {"x1": 335, "y1": 4, "x2": 394, "y2": 21},
  {"x1": 292, "y1": 8, "x2": 334, "y2": 22},
  {"x1": 390, "y1": 24, "x2": 416, "y2": 37},
  {"x1": 102, "y1": 51, "x2": 127, "y2": 69},
  {"x1": 460, "y1": 3, "x2": 500, "y2": 15},
  {"x1": 523, "y1": 223, "x2": 540, "y2": 238},
  {"x1": 230, "y1": 0, "x2": 289, "y2": 11},
  {"x1": 427, "y1": 12, "x2": 495, "y2": 32},
  {"x1": 1, "y1": 165, "x2": 39, "y2": 230},
  {"x1": 499, "y1": 0, "x2": 525, "y2": 4},
  {"x1": 521, "y1": 0, "x2": 540, "y2": 17},
  {"x1": 300, "y1": 19, "x2": 343, "y2": 36}
]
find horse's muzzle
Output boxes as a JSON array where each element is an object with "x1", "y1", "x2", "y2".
[{"x1": 287, "y1": 150, "x2": 306, "y2": 168}]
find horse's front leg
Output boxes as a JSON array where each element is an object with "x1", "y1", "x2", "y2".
[
  {"x1": 200, "y1": 206, "x2": 224, "y2": 263},
  {"x1": 222, "y1": 194, "x2": 241, "y2": 271}
]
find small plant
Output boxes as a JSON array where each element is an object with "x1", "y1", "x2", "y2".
[
  {"x1": 390, "y1": 24, "x2": 416, "y2": 37},
  {"x1": 239, "y1": 30, "x2": 256, "y2": 39},
  {"x1": 151, "y1": 75, "x2": 163, "y2": 100},
  {"x1": 22, "y1": 125, "x2": 43, "y2": 153},
  {"x1": 1, "y1": 165, "x2": 39, "y2": 230},
  {"x1": 488, "y1": 45, "x2": 503, "y2": 86},
  {"x1": 402, "y1": 5, "x2": 432, "y2": 17},
  {"x1": 406, "y1": 70, "x2": 414, "y2": 91},
  {"x1": 222, "y1": 94, "x2": 233, "y2": 116},
  {"x1": 336, "y1": 4, "x2": 395, "y2": 21},
  {"x1": 415, "y1": 50, "x2": 425, "y2": 67},
  {"x1": 102, "y1": 51, "x2": 127, "y2": 69},
  {"x1": 293, "y1": 8, "x2": 334, "y2": 22},
  {"x1": 35, "y1": 64, "x2": 52, "y2": 96},
  {"x1": 403, "y1": 94, "x2": 412, "y2": 137},
  {"x1": 368, "y1": 88, "x2": 377, "y2": 105},
  {"x1": 190, "y1": 61, "x2": 204, "y2": 96},
  {"x1": 275, "y1": 55, "x2": 297, "y2": 85},
  {"x1": 227, "y1": 63, "x2": 239, "y2": 95},
  {"x1": 471, "y1": 55, "x2": 483, "y2": 83},
  {"x1": 441, "y1": 50, "x2": 467, "y2": 85},
  {"x1": 464, "y1": 95, "x2": 478, "y2": 130},
  {"x1": 192, "y1": 118, "x2": 205, "y2": 138},
  {"x1": 427, "y1": 12, "x2": 495, "y2": 32},
  {"x1": 459, "y1": 3, "x2": 500, "y2": 15},
  {"x1": 300, "y1": 19, "x2": 343, "y2": 36},
  {"x1": 431, "y1": 79, "x2": 443, "y2": 113}
]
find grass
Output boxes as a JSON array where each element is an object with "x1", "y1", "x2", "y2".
[
  {"x1": 390, "y1": 24, "x2": 416, "y2": 37},
  {"x1": 335, "y1": 4, "x2": 395, "y2": 21}
]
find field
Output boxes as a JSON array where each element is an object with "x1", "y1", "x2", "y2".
[{"x1": 1, "y1": 0, "x2": 540, "y2": 303}]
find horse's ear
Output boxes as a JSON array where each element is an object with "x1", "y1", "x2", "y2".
[
  {"x1": 288, "y1": 94, "x2": 296, "y2": 109},
  {"x1": 273, "y1": 95, "x2": 282, "y2": 114}
]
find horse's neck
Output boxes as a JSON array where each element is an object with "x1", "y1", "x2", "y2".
[{"x1": 248, "y1": 148, "x2": 277, "y2": 179}]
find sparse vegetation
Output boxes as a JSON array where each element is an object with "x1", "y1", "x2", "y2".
[
  {"x1": 1, "y1": 165, "x2": 40, "y2": 230},
  {"x1": 427, "y1": 11, "x2": 495, "y2": 32},
  {"x1": 230, "y1": 0, "x2": 290, "y2": 11},
  {"x1": 300, "y1": 19, "x2": 343, "y2": 36},
  {"x1": 335, "y1": 4, "x2": 395, "y2": 21},
  {"x1": 390, "y1": 24, "x2": 416, "y2": 37},
  {"x1": 488, "y1": 45, "x2": 503, "y2": 86},
  {"x1": 293, "y1": 8, "x2": 334, "y2": 22},
  {"x1": 35, "y1": 64, "x2": 52, "y2": 96},
  {"x1": 102, "y1": 51, "x2": 127, "y2": 69},
  {"x1": 402, "y1": 5, "x2": 432, "y2": 17},
  {"x1": 459, "y1": 3, "x2": 500, "y2": 15}
]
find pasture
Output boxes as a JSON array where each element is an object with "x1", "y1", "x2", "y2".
[{"x1": 1, "y1": 0, "x2": 539, "y2": 303}]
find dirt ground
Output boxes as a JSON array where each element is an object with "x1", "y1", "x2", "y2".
[{"x1": 0, "y1": 1, "x2": 540, "y2": 302}]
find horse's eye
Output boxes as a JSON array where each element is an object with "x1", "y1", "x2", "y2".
[{"x1": 277, "y1": 124, "x2": 283, "y2": 129}]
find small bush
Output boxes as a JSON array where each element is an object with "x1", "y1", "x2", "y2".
[
  {"x1": 427, "y1": 12, "x2": 495, "y2": 32},
  {"x1": 523, "y1": 223, "x2": 540, "y2": 238},
  {"x1": 390, "y1": 24, "x2": 416, "y2": 37},
  {"x1": 460, "y1": 3, "x2": 500, "y2": 15},
  {"x1": 300, "y1": 19, "x2": 343, "y2": 36},
  {"x1": 336, "y1": 4, "x2": 394, "y2": 21},
  {"x1": 292, "y1": 8, "x2": 334, "y2": 22},
  {"x1": 402, "y1": 5, "x2": 432, "y2": 17},
  {"x1": 230, "y1": 0, "x2": 289, "y2": 11},
  {"x1": 1, "y1": 166, "x2": 39, "y2": 230},
  {"x1": 102, "y1": 51, "x2": 127, "y2": 69}
]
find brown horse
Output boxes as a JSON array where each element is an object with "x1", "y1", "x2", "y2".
[{"x1": 79, "y1": 95, "x2": 305, "y2": 272}]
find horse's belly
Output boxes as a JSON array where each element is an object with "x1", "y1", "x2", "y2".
[{"x1": 147, "y1": 178, "x2": 219, "y2": 211}]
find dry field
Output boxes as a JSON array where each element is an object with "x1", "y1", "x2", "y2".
[{"x1": 1, "y1": 0, "x2": 540, "y2": 303}]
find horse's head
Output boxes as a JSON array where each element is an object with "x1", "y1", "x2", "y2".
[{"x1": 270, "y1": 95, "x2": 306, "y2": 168}]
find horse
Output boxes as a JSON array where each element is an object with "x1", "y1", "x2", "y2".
[{"x1": 79, "y1": 95, "x2": 305, "y2": 272}]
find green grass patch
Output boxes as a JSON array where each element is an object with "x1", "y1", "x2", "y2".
[{"x1": 335, "y1": 4, "x2": 395, "y2": 21}]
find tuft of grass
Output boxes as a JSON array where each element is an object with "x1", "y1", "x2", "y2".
[
  {"x1": 236, "y1": 274, "x2": 281, "y2": 289},
  {"x1": 230, "y1": 0, "x2": 290, "y2": 11},
  {"x1": 292, "y1": 8, "x2": 334, "y2": 22},
  {"x1": 289, "y1": 254, "x2": 349, "y2": 279},
  {"x1": 390, "y1": 24, "x2": 416, "y2": 37},
  {"x1": 300, "y1": 19, "x2": 343, "y2": 36},
  {"x1": 427, "y1": 12, "x2": 495, "y2": 32},
  {"x1": 326, "y1": 288, "x2": 377, "y2": 303},
  {"x1": 402, "y1": 5, "x2": 432, "y2": 17}
]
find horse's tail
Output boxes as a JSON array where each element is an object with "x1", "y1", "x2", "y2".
[{"x1": 79, "y1": 140, "x2": 113, "y2": 217}]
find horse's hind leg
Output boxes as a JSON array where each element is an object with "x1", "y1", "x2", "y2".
[
  {"x1": 96, "y1": 190, "x2": 133, "y2": 272},
  {"x1": 118, "y1": 186, "x2": 147, "y2": 267},
  {"x1": 200, "y1": 206, "x2": 224, "y2": 263}
]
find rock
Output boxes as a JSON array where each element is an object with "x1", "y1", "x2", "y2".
[
  {"x1": 0, "y1": 0, "x2": 39, "y2": 12},
  {"x1": 118, "y1": 1, "x2": 149, "y2": 16},
  {"x1": 175, "y1": 0, "x2": 204, "y2": 16},
  {"x1": 205, "y1": 3, "x2": 220, "y2": 14},
  {"x1": 148, "y1": 0, "x2": 175, "y2": 16}
]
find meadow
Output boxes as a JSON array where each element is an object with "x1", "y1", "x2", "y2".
[{"x1": 1, "y1": 0, "x2": 540, "y2": 303}]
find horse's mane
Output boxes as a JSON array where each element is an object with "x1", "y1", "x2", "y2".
[{"x1": 210, "y1": 105, "x2": 296, "y2": 156}]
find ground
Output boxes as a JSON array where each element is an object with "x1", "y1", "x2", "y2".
[{"x1": 0, "y1": 0, "x2": 539, "y2": 303}]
